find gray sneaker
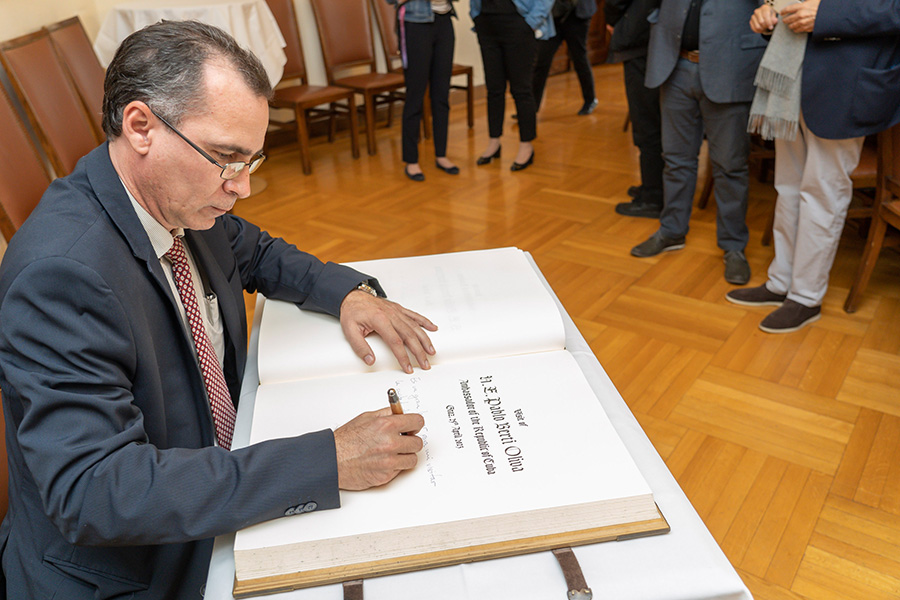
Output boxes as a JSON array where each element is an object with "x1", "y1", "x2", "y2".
[
  {"x1": 726, "y1": 284, "x2": 787, "y2": 307},
  {"x1": 723, "y1": 250, "x2": 751, "y2": 285},
  {"x1": 759, "y1": 299, "x2": 821, "y2": 333},
  {"x1": 631, "y1": 232, "x2": 686, "y2": 258}
]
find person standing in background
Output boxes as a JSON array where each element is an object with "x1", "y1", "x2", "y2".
[
  {"x1": 630, "y1": 0, "x2": 766, "y2": 286},
  {"x1": 727, "y1": 0, "x2": 900, "y2": 333},
  {"x1": 605, "y1": 0, "x2": 664, "y2": 218},
  {"x1": 388, "y1": 0, "x2": 461, "y2": 182},
  {"x1": 531, "y1": 0, "x2": 598, "y2": 116},
  {"x1": 471, "y1": 0, "x2": 555, "y2": 171}
]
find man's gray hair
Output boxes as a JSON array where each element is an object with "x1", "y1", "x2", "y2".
[{"x1": 102, "y1": 19, "x2": 272, "y2": 138}]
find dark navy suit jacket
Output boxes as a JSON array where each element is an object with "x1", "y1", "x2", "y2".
[
  {"x1": 644, "y1": 0, "x2": 767, "y2": 104},
  {"x1": 803, "y1": 0, "x2": 900, "y2": 139},
  {"x1": 0, "y1": 144, "x2": 372, "y2": 599}
]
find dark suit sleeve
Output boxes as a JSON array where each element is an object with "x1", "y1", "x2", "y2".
[
  {"x1": 220, "y1": 214, "x2": 378, "y2": 317},
  {"x1": 0, "y1": 257, "x2": 340, "y2": 546},
  {"x1": 814, "y1": 0, "x2": 900, "y2": 38},
  {"x1": 604, "y1": 0, "x2": 632, "y2": 26}
]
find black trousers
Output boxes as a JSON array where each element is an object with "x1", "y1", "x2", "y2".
[
  {"x1": 623, "y1": 55, "x2": 663, "y2": 204},
  {"x1": 532, "y1": 15, "x2": 595, "y2": 109},
  {"x1": 474, "y1": 12, "x2": 537, "y2": 142},
  {"x1": 402, "y1": 13, "x2": 455, "y2": 164}
]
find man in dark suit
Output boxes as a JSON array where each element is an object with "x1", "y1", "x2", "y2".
[
  {"x1": 727, "y1": 0, "x2": 900, "y2": 332},
  {"x1": 0, "y1": 21, "x2": 436, "y2": 599},
  {"x1": 605, "y1": 0, "x2": 663, "y2": 217},
  {"x1": 630, "y1": 0, "x2": 766, "y2": 285}
]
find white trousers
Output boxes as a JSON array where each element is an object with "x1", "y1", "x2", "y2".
[{"x1": 766, "y1": 113, "x2": 864, "y2": 307}]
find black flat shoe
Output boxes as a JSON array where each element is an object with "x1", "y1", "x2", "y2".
[
  {"x1": 510, "y1": 151, "x2": 534, "y2": 172},
  {"x1": 476, "y1": 146, "x2": 501, "y2": 166},
  {"x1": 435, "y1": 161, "x2": 460, "y2": 175},
  {"x1": 404, "y1": 166, "x2": 425, "y2": 182}
]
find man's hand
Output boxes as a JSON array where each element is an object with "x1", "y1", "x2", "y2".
[
  {"x1": 340, "y1": 290, "x2": 438, "y2": 374},
  {"x1": 334, "y1": 407, "x2": 424, "y2": 490},
  {"x1": 750, "y1": 4, "x2": 778, "y2": 34},
  {"x1": 781, "y1": 0, "x2": 820, "y2": 33}
]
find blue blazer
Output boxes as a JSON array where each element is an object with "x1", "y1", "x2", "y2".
[
  {"x1": 802, "y1": 0, "x2": 900, "y2": 139},
  {"x1": 644, "y1": 0, "x2": 766, "y2": 104},
  {"x1": 0, "y1": 144, "x2": 373, "y2": 598}
]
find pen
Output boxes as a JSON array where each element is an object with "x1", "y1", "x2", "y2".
[{"x1": 388, "y1": 388, "x2": 404, "y2": 415}]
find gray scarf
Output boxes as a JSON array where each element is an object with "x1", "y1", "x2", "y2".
[{"x1": 747, "y1": 21, "x2": 808, "y2": 141}]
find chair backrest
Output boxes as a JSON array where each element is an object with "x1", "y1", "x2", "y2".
[
  {"x1": 265, "y1": 0, "x2": 310, "y2": 85},
  {"x1": 45, "y1": 16, "x2": 106, "y2": 142},
  {"x1": 0, "y1": 29, "x2": 98, "y2": 177},
  {"x1": 309, "y1": 0, "x2": 378, "y2": 83},
  {"x1": 370, "y1": 0, "x2": 401, "y2": 71},
  {"x1": 0, "y1": 81, "x2": 52, "y2": 241}
]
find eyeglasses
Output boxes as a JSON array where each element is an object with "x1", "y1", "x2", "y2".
[{"x1": 150, "y1": 109, "x2": 265, "y2": 180}]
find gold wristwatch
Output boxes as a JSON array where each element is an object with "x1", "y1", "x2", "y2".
[{"x1": 356, "y1": 282, "x2": 378, "y2": 297}]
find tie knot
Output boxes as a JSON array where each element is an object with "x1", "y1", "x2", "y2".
[{"x1": 165, "y1": 236, "x2": 187, "y2": 265}]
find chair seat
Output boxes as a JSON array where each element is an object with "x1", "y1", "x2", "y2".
[
  {"x1": 451, "y1": 63, "x2": 471, "y2": 76},
  {"x1": 273, "y1": 84, "x2": 351, "y2": 108},
  {"x1": 334, "y1": 71, "x2": 405, "y2": 92}
]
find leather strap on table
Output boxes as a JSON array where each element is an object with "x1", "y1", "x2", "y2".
[
  {"x1": 343, "y1": 580, "x2": 364, "y2": 600},
  {"x1": 552, "y1": 547, "x2": 593, "y2": 600}
]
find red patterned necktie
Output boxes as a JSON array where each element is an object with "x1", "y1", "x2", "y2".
[{"x1": 165, "y1": 236, "x2": 236, "y2": 450}]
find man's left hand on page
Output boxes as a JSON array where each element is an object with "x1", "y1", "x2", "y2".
[{"x1": 340, "y1": 290, "x2": 438, "y2": 374}]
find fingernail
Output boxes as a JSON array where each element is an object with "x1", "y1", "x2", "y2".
[
  {"x1": 428, "y1": 345, "x2": 435, "y2": 354},
  {"x1": 405, "y1": 364, "x2": 414, "y2": 374},
  {"x1": 423, "y1": 358, "x2": 430, "y2": 369},
  {"x1": 365, "y1": 355, "x2": 375, "y2": 365}
]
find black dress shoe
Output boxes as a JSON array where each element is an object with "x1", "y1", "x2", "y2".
[
  {"x1": 404, "y1": 166, "x2": 425, "y2": 182},
  {"x1": 476, "y1": 146, "x2": 501, "y2": 166},
  {"x1": 435, "y1": 161, "x2": 460, "y2": 175},
  {"x1": 615, "y1": 200, "x2": 662, "y2": 218},
  {"x1": 510, "y1": 151, "x2": 534, "y2": 172},
  {"x1": 577, "y1": 98, "x2": 598, "y2": 115}
]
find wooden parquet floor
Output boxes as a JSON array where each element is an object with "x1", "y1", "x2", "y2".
[{"x1": 233, "y1": 64, "x2": 900, "y2": 600}]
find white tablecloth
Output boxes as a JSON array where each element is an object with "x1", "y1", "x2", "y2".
[
  {"x1": 93, "y1": 0, "x2": 286, "y2": 87},
  {"x1": 203, "y1": 254, "x2": 754, "y2": 600}
]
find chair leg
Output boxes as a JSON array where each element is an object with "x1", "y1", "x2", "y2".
[
  {"x1": 296, "y1": 107, "x2": 312, "y2": 176},
  {"x1": 466, "y1": 70, "x2": 474, "y2": 129},
  {"x1": 761, "y1": 196, "x2": 776, "y2": 246},
  {"x1": 844, "y1": 207, "x2": 889, "y2": 313},
  {"x1": 328, "y1": 102, "x2": 336, "y2": 143},
  {"x1": 347, "y1": 94, "x2": 360, "y2": 159},
  {"x1": 364, "y1": 91, "x2": 377, "y2": 155},
  {"x1": 423, "y1": 89, "x2": 432, "y2": 140},
  {"x1": 698, "y1": 172, "x2": 713, "y2": 209}
]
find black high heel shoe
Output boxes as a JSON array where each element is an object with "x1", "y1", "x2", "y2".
[
  {"x1": 510, "y1": 151, "x2": 534, "y2": 172},
  {"x1": 476, "y1": 146, "x2": 501, "y2": 166}
]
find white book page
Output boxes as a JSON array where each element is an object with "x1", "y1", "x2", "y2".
[
  {"x1": 235, "y1": 351, "x2": 651, "y2": 553},
  {"x1": 257, "y1": 248, "x2": 566, "y2": 384}
]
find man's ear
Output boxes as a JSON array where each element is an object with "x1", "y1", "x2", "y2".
[{"x1": 119, "y1": 101, "x2": 155, "y2": 156}]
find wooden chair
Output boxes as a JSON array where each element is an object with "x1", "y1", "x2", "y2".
[
  {"x1": 264, "y1": 0, "x2": 360, "y2": 175},
  {"x1": 45, "y1": 16, "x2": 106, "y2": 143},
  {"x1": 844, "y1": 123, "x2": 900, "y2": 313},
  {"x1": 369, "y1": 0, "x2": 474, "y2": 133},
  {"x1": 0, "y1": 29, "x2": 97, "y2": 177},
  {"x1": 0, "y1": 80, "x2": 53, "y2": 241},
  {"x1": 309, "y1": 0, "x2": 407, "y2": 155}
]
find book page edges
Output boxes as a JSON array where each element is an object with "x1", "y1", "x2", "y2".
[{"x1": 233, "y1": 494, "x2": 664, "y2": 595}]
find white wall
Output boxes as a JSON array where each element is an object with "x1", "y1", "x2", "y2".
[{"x1": 0, "y1": 0, "x2": 485, "y2": 86}]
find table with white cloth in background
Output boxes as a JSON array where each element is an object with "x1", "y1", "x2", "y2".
[
  {"x1": 93, "y1": 0, "x2": 286, "y2": 87},
  {"x1": 202, "y1": 253, "x2": 754, "y2": 600}
]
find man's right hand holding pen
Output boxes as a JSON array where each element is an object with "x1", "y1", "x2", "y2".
[{"x1": 333, "y1": 391, "x2": 423, "y2": 490}]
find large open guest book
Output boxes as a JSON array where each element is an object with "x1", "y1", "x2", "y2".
[{"x1": 232, "y1": 247, "x2": 669, "y2": 598}]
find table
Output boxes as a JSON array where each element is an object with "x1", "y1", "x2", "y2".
[
  {"x1": 93, "y1": 0, "x2": 287, "y2": 87},
  {"x1": 203, "y1": 254, "x2": 754, "y2": 600}
]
